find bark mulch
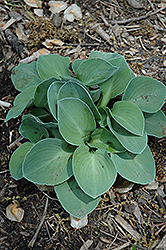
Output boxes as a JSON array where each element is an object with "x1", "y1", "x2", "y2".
[{"x1": 0, "y1": 0, "x2": 166, "y2": 249}]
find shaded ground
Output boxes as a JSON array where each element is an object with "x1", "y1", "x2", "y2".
[{"x1": 0, "y1": 0, "x2": 166, "y2": 249}]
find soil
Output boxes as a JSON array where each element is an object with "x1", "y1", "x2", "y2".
[{"x1": 0, "y1": 0, "x2": 166, "y2": 249}]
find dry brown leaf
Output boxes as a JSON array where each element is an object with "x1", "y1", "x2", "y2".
[
  {"x1": 64, "y1": 4, "x2": 82, "y2": 22},
  {"x1": 42, "y1": 38, "x2": 64, "y2": 49},
  {"x1": 48, "y1": 1, "x2": 67, "y2": 14},
  {"x1": 126, "y1": 0, "x2": 144, "y2": 9},
  {"x1": 23, "y1": 0, "x2": 42, "y2": 8},
  {"x1": 6, "y1": 200, "x2": 24, "y2": 222}
]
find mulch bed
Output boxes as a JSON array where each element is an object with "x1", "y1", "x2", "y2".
[{"x1": 0, "y1": 0, "x2": 166, "y2": 249}]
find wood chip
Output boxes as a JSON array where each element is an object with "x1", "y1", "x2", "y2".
[
  {"x1": 79, "y1": 239, "x2": 93, "y2": 250},
  {"x1": 126, "y1": 0, "x2": 144, "y2": 9},
  {"x1": 155, "y1": 234, "x2": 166, "y2": 249},
  {"x1": 115, "y1": 215, "x2": 142, "y2": 240},
  {"x1": 131, "y1": 201, "x2": 145, "y2": 224},
  {"x1": 16, "y1": 23, "x2": 28, "y2": 42},
  {"x1": 2, "y1": 17, "x2": 16, "y2": 31},
  {"x1": 92, "y1": 23, "x2": 112, "y2": 45},
  {"x1": 112, "y1": 242, "x2": 130, "y2": 250}
]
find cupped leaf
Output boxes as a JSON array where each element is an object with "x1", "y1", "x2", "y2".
[
  {"x1": 5, "y1": 85, "x2": 36, "y2": 122},
  {"x1": 20, "y1": 114, "x2": 63, "y2": 140},
  {"x1": 30, "y1": 108, "x2": 54, "y2": 122},
  {"x1": 72, "y1": 59, "x2": 84, "y2": 74},
  {"x1": 123, "y1": 76, "x2": 166, "y2": 113},
  {"x1": 58, "y1": 97, "x2": 96, "y2": 146},
  {"x1": 144, "y1": 110, "x2": 166, "y2": 138},
  {"x1": 47, "y1": 81, "x2": 64, "y2": 120},
  {"x1": 89, "y1": 51, "x2": 121, "y2": 61},
  {"x1": 76, "y1": 58, "x2": 118, "y2": 86},
  {"x1": 54, "y1": 176, "x2": 101, "y2": 219},
  {"x1": 107, "y1": 117, "x2": 147, "y2": 154},
  {"x1": 73, "y1": 145, "x2": 117, "y2": 198},
  {"x1": 92, "y1": 54, "x2": 135, "y2": 106},
  {"x1": 98, "y1": 106, "x2": 109, "y2": 127},
  {"x1": 11, "y1": 61, "x2": 41, "y2": 91},
  {"x1": 58, "y1": 81, "x2": 101, "y2": 122},
  {"x1": 34, "y1": 77, "x2": 59, "y2": 108},
  {"x1": 88, "y1": 127, "x2": 125, "y2": 153},
  {"x1": 112, "y1": 146, "x2": 155, "y2": 184},
  {"x1": 110, "y1": 101, "x2": 144, "y2": 136},
  {"x1": 23, "y1": 138, "x2": 75, "y2": 185},
  {"x1": 90, "y1": 87, "x2": 101, "y2": 102},
  {"x1": 21, "y1": 115, "x2": 49, "y2": 143},
  {"x1": 37, "y1": 54, "x2": 70, "y2": 80},
  {"x1": 9, "y1": 142, "x2": 34, "y2": 180}
]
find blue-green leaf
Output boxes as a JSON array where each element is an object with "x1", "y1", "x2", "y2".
[
  {"x1": 9, "y1": 142, "x2": 34, "y2": 180},
  {"x1": 58, "y1": 97, "x2": 96, "y2": 145},
  {"x1": 11, "y1": 61, "x2": 41, "y2": 91},
  {"x1": 34, "y1": 77, "x2": 59, "y2": 108},
  {"x1": 58, "y1": 81, "x2": 101, "y2": 122},
  {"x1": 90, "y1": 52, "x2": 135, "y2": 106},
  {"x1": 47, "y1": 81, "x2": 64, "y2": 120},
  {"x1": 37, "y1": 54, "x2": 70, "y2": 80},
  {"x1": 21, "y1": 115, "x2": 49, "y2": 143},
  {"x1": 23, "y1": 138, "x2": 75, "y2": 185},
  {"x1": 54, "y1": 176, "x2": 101, "y2": 219},
  {"x1": 107, "y1": 117, "x2": 147, "y2": 154},
  {"x1": 5, "y1": 85, "x2": 36, "y2": 122},
  {"x1": 72, "y1": 59, "x2": 84, "y2": 74},
  {"x1": 88, "y1": 127, "x2": 125, "y2": 153},
  {"x1": 110, "y1": 101, "x2": 144, "y2": 136},
  {"x1": 123, "y1": 76, "x2": 166, "y2": 113},
  {"x1": 112, "y1": 146, "x2": 155, "y2": 184},
  {"x1": 144, "y1": 110, "x2": 166, "y2": 138},
  {"x1": 73, "y1": 145, "x2": 117, "y2": 198},
  {"x1": 76, "y1": 58, "x2": 118, "y2": 86}
]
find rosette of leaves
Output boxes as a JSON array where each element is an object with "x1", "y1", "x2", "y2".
[{"x1": 7, "y1": 52, "x2": 166, "y2": 219}]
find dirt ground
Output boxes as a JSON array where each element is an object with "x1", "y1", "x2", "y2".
[{"x1": 0, "y1": 0, "x2": 166, "y2": 249}]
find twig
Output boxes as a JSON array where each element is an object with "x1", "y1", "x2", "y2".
[
  {"x1": 144, "y1": 204, "x2": 162, "y2": 218},
  {"x1": 112, "y1": 242, "x2": 130, "y2": 250},
  {"x1": 8, "y1": 136, "x2": 24, "y2": 149},
  {"x1": 0, "y1": 100, "x2": 11, "y2": 108},
  {"x1": 0, "y1": 170, "x2": 9, "y2": 174},
  {"x1": 99, "y1": 229, "x2": 147, "y2": 250},
  {"x1": 28, "y1": 198, "x2": 49, "y2": 248},
  {"x1": 147, "y1": 0, "x2": 166, "y2": 28},
  {"x1": 64, "y1": 43, "x2": 100, "y2": 46},
  {"x1": 85, "y1": 31, "x2": 102, "y2": 43},
  {"x1": 0, "y1": 183, "x2": 8, "y2": 200},
  {"x1": 139, "y1": 36, "x2": 149, "y2": 52},
  {"x1": 154, "y1": 224, "x2": 166, "y2": 236},
  {"x1": 99, "y1": 0, "x2": 120, "y2": 8},
  {"x1": 111, "y1": 4, "x2": 166, "y2": 24}
]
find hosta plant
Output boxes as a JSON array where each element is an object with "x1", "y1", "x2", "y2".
[{"x1": 6, "y1": 51, "x2": 166, "y2": 219}]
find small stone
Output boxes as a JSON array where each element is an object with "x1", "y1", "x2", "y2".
[
  {"x1": 146, "y1": 181, "x2": 159, "y2": 190},
  {"x1": 34, "y1": 8, "x2": 43, "y2": 17},
  {"x1": 70, "y1": 215, "x2": 88, "y2": 229}
]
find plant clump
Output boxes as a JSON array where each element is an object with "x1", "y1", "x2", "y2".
[{"x1": 6, "y1": 51, "x2": 166, "y2": 219}]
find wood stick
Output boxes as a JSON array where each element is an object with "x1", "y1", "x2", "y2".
[
  {"x1": 28, "y1": 198, "x2": 49, "y2": 247},
  {"x1": 111, "y1": 4, "x2": 166, "y2": 25}
]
